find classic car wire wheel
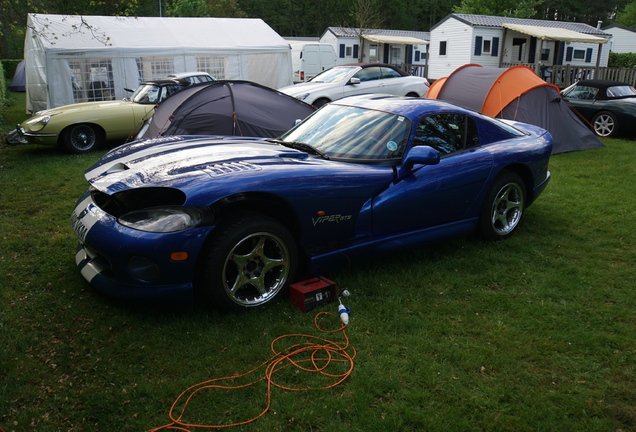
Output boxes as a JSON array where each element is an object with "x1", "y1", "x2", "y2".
[
  {"x1": 222, "y1": 231, "x2": 291, "y2": 307},
  {"x1": 64, "y1": 124, "x2": 102, "y2": 153}
]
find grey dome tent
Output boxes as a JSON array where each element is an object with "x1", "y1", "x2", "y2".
[
  {"x1": 8, "y1": 60, "x2": 26, "y2": 92},
  {"x1": 137, "y1": 80, "x2": 315, "y2": 140},
  {"x1": 426, "y1": 64, "x2": 604, "y2": 154}
]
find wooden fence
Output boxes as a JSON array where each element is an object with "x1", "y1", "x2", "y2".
[{"x1": 404, "y1": 63, "x2": 636, "y2": 88}]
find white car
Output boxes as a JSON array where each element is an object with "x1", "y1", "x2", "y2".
[
  {"x1": 279, "y1": 63, "x2": 429, "y2": 107},
  {"x1": 166, "y1": 72, "x2": 216, "y2": 84}
]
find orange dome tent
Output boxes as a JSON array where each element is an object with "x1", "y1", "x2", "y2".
[{"x1": 426, "y1": 64, "x2": 603, "y2": 154}]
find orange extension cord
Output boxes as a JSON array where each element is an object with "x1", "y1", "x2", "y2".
[{"x1": 147, "y1": 311, "x2": 356, "y2": 431}]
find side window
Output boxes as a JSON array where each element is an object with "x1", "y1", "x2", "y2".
[
  {"x1": 160, "y1": 84, "x2": 184, "y2": 102},
  {"x1": 380, "y1": 67, "x2": 402, "y2": 79},
  {"x1": 414, "y1": 114, "x2": 479, "y2": 156},
  {"x1": 563, "y1": 85, "x2": 598, "y2": 100},
  {"x1": 354, "y1": 67, "x2": 382, "y2": 82}
]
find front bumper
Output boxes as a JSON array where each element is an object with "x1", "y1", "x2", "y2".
[
  {"x1": 16, "y1": 126, "x2": 59, "y2": 145},
  {"x1": 71, "y1": 189, "x2": 214, "y2": 304}
]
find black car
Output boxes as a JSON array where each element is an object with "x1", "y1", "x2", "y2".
[{"x1": 562, "y1": 79, "x2": 636, "y2": 138}]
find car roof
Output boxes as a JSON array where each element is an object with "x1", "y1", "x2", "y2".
[
  {"x1": 577, "y1": 79, "x2": 630, "y2": 89},
  {"x1": 139, "y1": 78, "x2": 190, "y2": 86},
  {"x1": 338, "y1": 62, "x2": 409, "y2": 76},
  {"x1": 331, "y1": 94, "x2": 470, "y2": 119},
  {"x1": 167, "y1": 72, "x2": 213, "y2": 79}
]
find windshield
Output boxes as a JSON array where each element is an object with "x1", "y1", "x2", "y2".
[
  {"x1": 131, "y1": 84, "x2": 163, "y2": 104},
  {"x1": 280, "y1": 104, "x2": 411, "y2": 161},
  {"x1": 309, "y1": 67, "x2": 358, "y2": 83},
  {"x1": 607, "y1": 85, "x2": 636, "y2": 97}
]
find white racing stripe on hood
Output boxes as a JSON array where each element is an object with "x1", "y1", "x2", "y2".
[
  {"x1": 71, "y1": 194, "x2": 107, "y2": 243},
  {"x1": 83, "y1": 137, "x2": 277, "y2": 182}
]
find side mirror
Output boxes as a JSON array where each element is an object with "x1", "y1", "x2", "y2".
[
  {"x1": 348, "y1": 77, "x2": 361, "y2": 85},
  {"x1": 401, "y1": 146, "x2": 440, "y2": 170},
  {"x1": 124, "y1": 88, "x2": 134, "y2": 93}
]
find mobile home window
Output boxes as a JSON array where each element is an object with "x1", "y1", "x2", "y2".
[
  {"x1": 483, "y1": 39, "x2": 491, "y2": 54},
  {"x1": 346, "y1": 46, "x2": 353, "y2": 57},
  {"x1": 540, "y1": 49, "x2": 550, "y2": 61},
  {"x1": 440, "y1": 41, "x2": 447, "y2": 56},
  {"x1": 573, "y1": 49, "x2": 585, "y2": 60}
]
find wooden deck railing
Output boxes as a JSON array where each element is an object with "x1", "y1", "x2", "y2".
[
  {"x1": 500, "y1": 63, "x2": 636, "y2": 88},
  {"x1": 403, "y1": 62, "x2": 636, "y2": 88}
]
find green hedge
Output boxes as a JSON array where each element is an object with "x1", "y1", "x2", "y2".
[
  {"x1": 1, "y1": 62, "x2": 6, "y2": 126},
  {"x1": 2, "y1": 59, "x2": 22, "y2": 83},
  {"x1": 608, "y1": 52, "x2": 636, "y2": 68}
]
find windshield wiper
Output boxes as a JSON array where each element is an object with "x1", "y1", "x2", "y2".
[{"x1": 268, "y1": 139, "x2": 330, "y2": 160}]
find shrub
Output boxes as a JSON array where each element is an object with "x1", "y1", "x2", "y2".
[
  {"x1": 0, "y1": 62, "x2": 6, "y2": 126},
  {"x1": 608, "y1": 52, "x2": 636, "y2": 68}
]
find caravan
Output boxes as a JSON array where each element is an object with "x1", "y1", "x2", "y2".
[{"x1": 289, "y1": 43, "x2": 337, "y2": 83}]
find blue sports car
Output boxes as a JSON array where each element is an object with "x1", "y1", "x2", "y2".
[{"x1": 71, "y1": 95, "x2": 552, "y2": 310}]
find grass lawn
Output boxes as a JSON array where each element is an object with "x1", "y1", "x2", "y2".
[{"x1": 1, "y1": 91, "x2": 635, "y2": 431}]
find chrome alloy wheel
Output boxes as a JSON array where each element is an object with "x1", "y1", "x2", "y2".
[
  {"x1": 592, "y1": 112, "x2": 616, "y2": 137},
  {"x1": 490, "y1": 182, "x2": 525, "y2": 236},
  {"x1": 222, "y1": 231, "x2": 291, "y2": 307}
]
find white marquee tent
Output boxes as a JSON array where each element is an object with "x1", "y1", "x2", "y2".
[{"x1": 24, "y1": 14, "x2": 293, "y2": 112}]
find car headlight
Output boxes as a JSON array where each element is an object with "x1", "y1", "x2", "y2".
[
  {"x1": 118, "y1": 206, "x2": 205, "y2": 233},
  {"x1": 24, "y1": 115, "x2": 52, "y2": 131},
  {"x1": 295, "y1": 93, "x2": 311, "y2": 101}
]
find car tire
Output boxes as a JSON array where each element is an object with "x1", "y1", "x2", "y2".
[
  {"x1": 591, "y1": 111, "x2": 618, "y2": 137},
  {"x1": 62, "y1": 124, "x2": 103, "y2": 154},
  {"x1": 478, "y1": 171, "x2": 526, "y2": 241},
  {"x1": 313, "y1": 98, "x2": 331, "y2": 108},
  {"x1": 198, "y1": 212, "x2": 298, "y2": 310}
]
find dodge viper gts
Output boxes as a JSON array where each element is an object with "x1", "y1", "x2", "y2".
[{"x1": 71, "y1": 95, "x2": 552, "y2": 310}]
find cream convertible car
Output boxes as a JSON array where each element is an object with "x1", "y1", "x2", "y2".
[{"x1": 17, "y1": 74, "x2": 215, "y2": 154}]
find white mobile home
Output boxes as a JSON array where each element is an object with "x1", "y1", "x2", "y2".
[
  {"x1": 319, "y1": 27, "x2": 429, "y2": 71},
  {"x1": 24, "y1": 14, "x2": 293, "y2": 112},
  {"x1": 603, "y1": 25, "x2": 636, "y2": 54},
  {"x1": 428, "y1": 14, "x2": 611, "y2": 80}
]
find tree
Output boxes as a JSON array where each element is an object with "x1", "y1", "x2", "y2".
[
  {"x1": 616, "y1": 1, "x2": 636, "y2": 27},
  {"x1": 0, "y1": 0, "x2": 144, "y2": 59},
  {"x1": 166, "y1": 0, "x2": 246, "y2": 17},
  {"x1": 454, "y1": 0, "x2": 540, "y2": 18},
  {"x1": 338, "y1": 0, "x2": 384, "y2": 61}
]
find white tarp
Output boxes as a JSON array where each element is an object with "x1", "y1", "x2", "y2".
[
  {"x1": 502, "y1": 23, "x2": 610, "y2": 44},
  {"x1": 24, "y1": 14, "x2": 293, "y2": 112}
]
